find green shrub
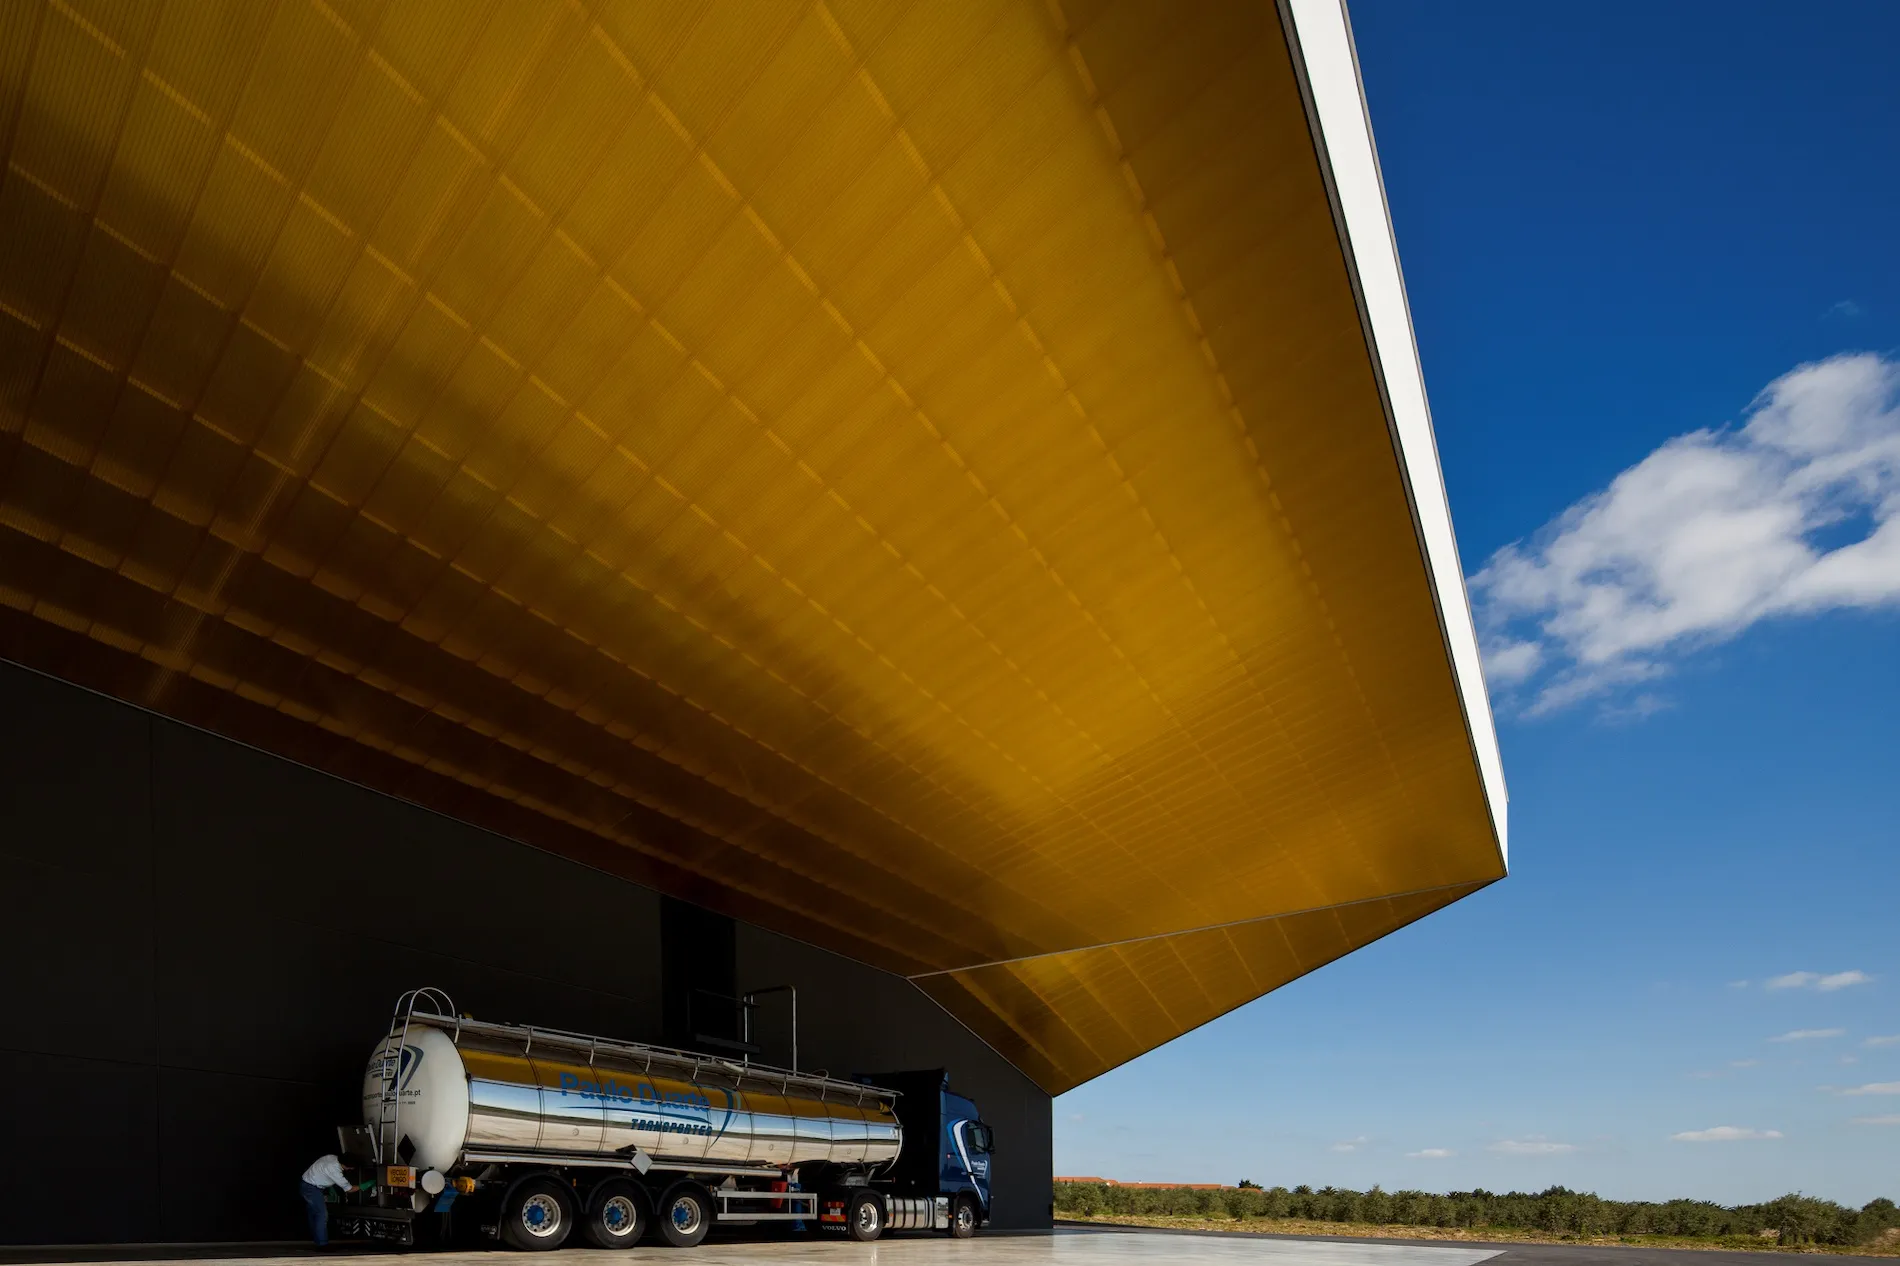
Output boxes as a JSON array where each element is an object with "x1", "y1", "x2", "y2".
[{"x1": 1051, "y1": 1180, "x2": 1894, "y2": 1244}]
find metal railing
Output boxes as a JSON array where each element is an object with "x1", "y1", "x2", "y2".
[{"x1": 375, "y1": 986, "x2": 457, "y2": 1165}]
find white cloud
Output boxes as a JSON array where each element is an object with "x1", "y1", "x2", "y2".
[
  {"x1": 1730, "y1": 1059, "x2": 1761, "y2": 1069},
  {"x1": 1671, "y1": 1126, "x2": 1783, "y2": 1142},
  {"x1": 1864, "y1": 1035, "x2": 1900, "y2": 1048},
  {"x1": 1841, "y1": 1082, "x2": 1900, "y2": 1096},
  {"x1": 1407, "y1": 1148, "x2": 1454, "y2": 1159},
  {"x1": 1768, "y1": 969, "x2": 1874, "y2": 992},
  {"x1": 1489, "y1": 1139, "x2": 1577, "y2": 1156},
  {"x1": 1728, "y1": 979, "x2": 1751, "y2": 989},
  {"x1": 1842, "y1": 1055, "x2": 1861, "y2": 1065},
  {"x1": 1854, "y1": 1115, "x2": 1900, "y2": 1125},
  {"x1": 1482, "y1": 639, "x2": 1544, "y2": 685},
  {"x1": 1769, "y1": 1028, "x2": 1846, "y2": 1043},
  {"x1": 1330, "y1": 1137, "x2": 1368, "y2": 1154},
  {"x1": 1471, "y1": 352, "x2": 1900, "y2": 714}
]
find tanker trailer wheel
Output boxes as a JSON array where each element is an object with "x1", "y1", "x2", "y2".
[
  {"x1": 500, "y1": 1177, "x2": 575, "y2": 1251},
  {"x1": 581, "y1": 1179, "x2": 646, "y2": 1249},
  {"x1": 845, "y1": 1190, "x2": 885, "y2": 1242},
  {"x1": 654, "y1": 1182, "x2": 713, "y2": 1249},
  {"x1": 948, "y1": 1194, "x2": 978, "y2": 1239}
]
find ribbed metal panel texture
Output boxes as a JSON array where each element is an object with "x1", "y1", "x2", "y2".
[{"x1": 0, "y1": 0, "x2": 1503, "y2": 1093}]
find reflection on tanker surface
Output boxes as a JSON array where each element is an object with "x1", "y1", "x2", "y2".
[{"x1": 336, "y1": 988, "x2": 995, "y2": 1249}]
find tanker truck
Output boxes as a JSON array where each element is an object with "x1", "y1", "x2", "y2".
[{"x1": 331, "y1": 989, "x2": 994, "y2": 1249}]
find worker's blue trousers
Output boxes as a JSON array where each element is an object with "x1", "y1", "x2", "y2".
[{"x1": 300, "y1": 1181, "x2": 329, "y2": 1247}]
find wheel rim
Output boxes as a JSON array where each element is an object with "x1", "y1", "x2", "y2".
[
  {"x1": 522, "y1": 1193, "x2": 562, "y2": 1238},
  {"x1": 602, "y1": 1195, "x2": 637, "y2": 1235},
  {"x1": 957, "y1": 1202, "x2": 975, "y2": 1229},
  {"x1": 856, "y1": 1201, "x2": 880, "y2": 1234},
  {"x1": 670, "y1": 1195, "x2": 703, "y2": 1236}
]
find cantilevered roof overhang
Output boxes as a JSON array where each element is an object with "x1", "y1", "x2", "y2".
[{"x1": 0, "y1": 0, "x2": 1504, "y2": 1092}]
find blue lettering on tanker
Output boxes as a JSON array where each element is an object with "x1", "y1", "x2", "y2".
[{"x1": 556, "y1": 1073, "x2": 733, "y2": 1139}]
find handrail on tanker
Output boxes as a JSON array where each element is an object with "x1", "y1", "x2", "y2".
[
  {"x1": 389, "y1": 999, "x2": 898, "y2": 1106},
  {"x1": 380, "y1": 987, "x2": 458, "y2": 1167}
]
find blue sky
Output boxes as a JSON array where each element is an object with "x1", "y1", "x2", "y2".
[{"x1": 1053, "y1": 1, "x2": 1900, "y2": 1206}]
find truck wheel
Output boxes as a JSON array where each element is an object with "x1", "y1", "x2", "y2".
[
  {"x1": 949, "y1": 1193, "x2": 978, "y2": 1238},
  {"x1": 500, "y1": 1177, "x2": 574, "y2": 1251},
  {"x1": 655, "y1": 1182, "x2": 712, "y2": 1248},
  {"x1": 581, "y1": 1179, "x2": 645, "y2": 1249},
  {"x1": 846, "y1": 1190, "x2": 884, "y2": 1242}
]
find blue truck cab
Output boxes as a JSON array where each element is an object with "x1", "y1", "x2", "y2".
[{"x1": 860, "y1": 1069, "x2": 995, "y2": 1234}]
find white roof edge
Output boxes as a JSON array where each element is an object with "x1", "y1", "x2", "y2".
[{"x1": 1284, "y1": 0, "x2": 1509, "y2": 868}]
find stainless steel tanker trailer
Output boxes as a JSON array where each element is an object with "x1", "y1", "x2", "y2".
[{"x1": 333, "y1": 989, "x2": 995, "y2": 1249}]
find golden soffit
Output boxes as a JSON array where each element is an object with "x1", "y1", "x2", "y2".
[{"x1": 0, "y1": 0, "x2": 1505, "y2": 1092}]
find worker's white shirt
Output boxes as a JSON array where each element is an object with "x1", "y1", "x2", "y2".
[{"x1": 302, "y1": 1155, "x2": 352, "y2": 1190}]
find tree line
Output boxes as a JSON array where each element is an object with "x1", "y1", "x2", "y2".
[{"x1": 1053, "y1": 1181, "x2": 1900, "y2": 1247}]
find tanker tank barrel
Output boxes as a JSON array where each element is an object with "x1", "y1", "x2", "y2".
[
  {"x1": 364, "y1": 1005, "x2": 904, "y2": 1183},
  {"x1": 346, "y1": 988, "x2": 980, "y2": 1250}
]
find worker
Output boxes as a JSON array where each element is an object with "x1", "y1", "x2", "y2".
[{"x1": 299, "y1": 1154, "x2": 355, "y2": 1248}]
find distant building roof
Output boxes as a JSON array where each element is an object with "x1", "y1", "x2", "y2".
[{"x1": 1055, "y1": 1177, "x2": 1234, "y2": 1190}]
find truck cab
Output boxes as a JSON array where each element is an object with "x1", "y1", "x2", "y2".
[
  {"x1": 941, "y1": 1087, "x2": 993, "y2": 1222},
  {"x1": 860, "y1": 1070, "x2": 994, "y2": 1234}
]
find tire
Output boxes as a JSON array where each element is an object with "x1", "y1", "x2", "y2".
[
  {"x1": 845, "y1": 1189, "x2": 884, "y2": 1243},
  {"x1": 500, "y1": 1176, "x2": 574, "y2": 1251},
  {"x1": 654, "y1": 1182, "x2": 713, "y2": 1248},
  {"x1": 948, "y1": 1193, "x2": 978, "y2": 1238},
  {"x1": 581, "y1": 1179, "x2": 646, "y2": 1250}
]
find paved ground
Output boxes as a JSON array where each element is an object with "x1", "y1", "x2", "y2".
[
  {"x1": 0, "y1": 1226, "x2": 1858, "y2": 1266},
  {"x1": 0, "y1": 1227, "x2": 1498, "y2": 1266},
  {"x1": 1071, "y1": 1224, "x2": 1850, "y2": 1266}
]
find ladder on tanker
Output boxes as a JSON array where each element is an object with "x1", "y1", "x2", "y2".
[{"x1": 372, "y1": 987, "x2": 456, "y2": 1168}]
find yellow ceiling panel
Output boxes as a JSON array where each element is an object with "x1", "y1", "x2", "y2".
[
  {"x1": 916, "y1": 883, "x2": 1490, "y2": 1090},
  {"x1": 0, "y1": 0, "x2": 1504, "y2": 1092}
]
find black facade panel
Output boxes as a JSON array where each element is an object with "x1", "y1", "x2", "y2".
[
  {"x1": 0, "y1": 665, "x2": 159, "y2": 1067},
  {"x1": 0, "y1": 658, "x2": 1054, "y2": 1244},
  {"x1": 0, "y1": 657, "x2": 152, "y2": 875},
  {"x1": 152, "y1": 904, "x2": 397, "y2": 1087},
  {"x1": 0, "y1": 852, "x2": 156, "y2": 1064},
  {"x1": 0, "y1": 1049, "x2": 161, "y2": 1243},
  {"x1": 155, "y1": 1067, "x2": 337, "y2": 1243},
  {"x1": 660, "y1": 894, "x2": 739, "y2": 1049}
]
